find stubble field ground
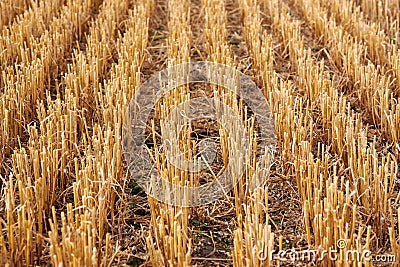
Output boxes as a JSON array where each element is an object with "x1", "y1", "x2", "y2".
[{"x1": 0, "y1": 0, "x2": 400, "y2": 266}]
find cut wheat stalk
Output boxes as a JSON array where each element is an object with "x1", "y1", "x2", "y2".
[
  {"x1": 0, "y1": 0, "x2": 31, "y2": 29},
  {"x1": 144, "y1": 0, "x2": 193, "y2": 266},
  {"x1": 360, "y1": 0, "x2": 400, "y2": 39},
  {"x1": 46, "y1": 1, "x2": 151, "y2": 266},
  {"x1": 261, "y1": 0, "x2": 397, "y2": 259},
  {"x1": 293, "y1": 0, "x2": 400, "y2": 146},
  {"x1": 0, "y1": 0, "x2": 103, "y2": 174},
  {"x1": 0, "y1": 0, "x2": 65, "y2": 71}
]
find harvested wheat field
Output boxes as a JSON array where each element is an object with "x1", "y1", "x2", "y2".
[{"x1": 1, "y1": 0, "x2": 400, "y2": 266}]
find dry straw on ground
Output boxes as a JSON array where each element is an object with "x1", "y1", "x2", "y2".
[{"x1": 0, "y1": 0, "x2": 399, "y2": 266}]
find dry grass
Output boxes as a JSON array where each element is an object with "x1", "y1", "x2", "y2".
[{"x1": 0, "y1": 0, "x2": 399, "y2": 266}]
